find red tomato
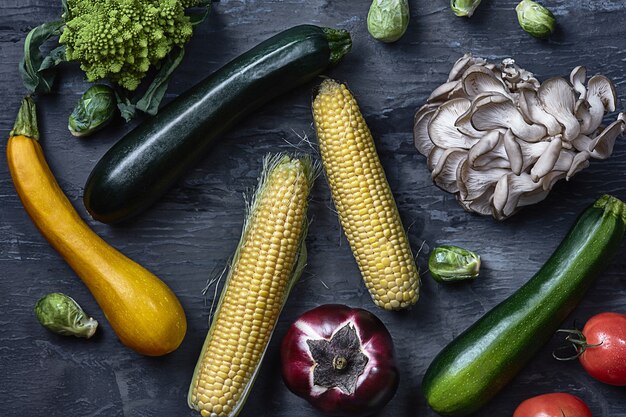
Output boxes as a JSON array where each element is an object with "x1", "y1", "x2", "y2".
[
  {"x1": 513, "y1": 393, "x2": 592, "y2": 417},
  {"x1": 579, "y1": 312, "x2": 626, "y2": 386}
]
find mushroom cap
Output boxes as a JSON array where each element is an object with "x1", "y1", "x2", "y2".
[
  {"x1": 540, "y1": 171, "x2": 567, "y2": 192},
  {"x1": 587, "y1": 118, "x2": 625, "y2": 159},
  {"x1": 447, "y1": 53, "x2": 486, "y2": 82},
  {"x1": 457, "y1": 185, "x2": 494, "y2": 216},
  {"x1": 587, "y1": 74, "x2": 617, "y2": 112},
  {"x1": 503, "y1": 129, "x2": 524, "y2": 175},
  {"x1": 553, "y1": 148, "x2": 578, "y2": 172},
  {"x1": 448, "y1": 54, "x2": 473, "y2": 82},
  {"x1": 468, "y1": 130, "x2": 502, "y2": 168},
  {"x1": 458, "y1": 162, "x2": 509, "y2": 201},
  {"x1": 518, "y1": 140, "x2": 551, "y2": 171},
  {"x1": 470, "y1": 93, "x2": 547, "y2": 141},
  {"x1": 413, "y1": 105, "x2": 437, "y2": 157},
  {"x1": 428, "y1": 98, "x2": 477, "y2": 149},
  {"x1": 577, "y1": 75, "x2": 618, "y2": 135},
  {"x1": 427, "y1": 146, "x2": 447, "y2": 172},
  {"x1": 432, "y1": 148, "x2": 467, "y2": 193},
  {"x1": 455, "y1": 113, "x2": 486, "y2": 138},
  {"x1": 455, "y1": 92, "x2": 497, "y2": 137},
  {"x1": 462, "y1": 65, "x2": 510, "y2": 100},
  {"x1": 537, "y1": 77, "x2": 580, "y2": 141},
  {"x1": 501, "y1": 58, "x2": 540, "y2": 91},
  {"x1": 566, "y1": 151, "x2": 590, "y2": 180},
  {"x1": 571, "y1": 134, "x2": 593, "y2": 153},
  {"x1": 518, "y1": 88, "x2": 563, "y2": 136},
  {"x1": 492, "y1": 172, "x2": 545, "y2": 220},
  {"x1": 530, "y1": 137, "x2": 563, "y2": 182},
  {"x1": 579, "y1": 95, "x2": 606, "y2": 135},
  {"x1": 570, "y1": 66, "x2": 588, "y2": 102},
  {"x1": 427, "y1": 81, "x2": 462, "y2": 104}
]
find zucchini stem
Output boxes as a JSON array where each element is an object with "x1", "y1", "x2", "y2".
[
  {"x1": 322, "y1": 27, "x2": 352, "y2": 65},
  {"x1": 594, "y1": 194, "x2": 626, "y2": 225},
  {"x1": 10, "y1": 97, "x2": 40, "y2": 141}
]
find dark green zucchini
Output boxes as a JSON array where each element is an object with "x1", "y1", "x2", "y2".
[
  {"x1": 422, "y1": 195, "x2": 626, "y2": 417},
  {"x1": 84, "y1": 25, "x2": 351, "y2": 223}
]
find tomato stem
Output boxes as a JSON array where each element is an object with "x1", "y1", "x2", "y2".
[{"x1": 552, "y1": 328, "x2": 603, "y2": 361}]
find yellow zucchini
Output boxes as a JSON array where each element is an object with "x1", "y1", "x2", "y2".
[{"x1": 7, "y1": 98, "x2": 186, "y2": 356}]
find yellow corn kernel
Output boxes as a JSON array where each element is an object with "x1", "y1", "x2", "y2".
[
  {"x1": 312, "y1": 79, "x2": 420, "y2": 311},
  {"x1": 188, "y1": 155, "x2": 315, "y2": 417}
]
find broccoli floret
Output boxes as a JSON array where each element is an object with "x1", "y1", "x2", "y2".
[{"x1": 60, "y1": 0, "x2": 199, "y2": 91}]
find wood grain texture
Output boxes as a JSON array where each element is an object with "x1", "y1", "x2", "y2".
[{"x1": 1, "y1": 1, "x2": 626, "y2": 416}]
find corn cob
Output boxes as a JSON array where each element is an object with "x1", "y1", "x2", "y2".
[
  {"x1": 312, "y1": 79, "x2": 419, "y2": 311},
  {"x1": 188, "y1": 154, "x2": 316, "y2": 417}
]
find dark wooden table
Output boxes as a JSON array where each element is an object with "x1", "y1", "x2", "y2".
[{"x1": 1, "y1": 1, "x2": 625, "y2": 416}]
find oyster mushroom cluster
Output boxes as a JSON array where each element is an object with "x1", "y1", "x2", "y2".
[{"x1": 414, "y1": 54, "x2": 625, "y2": 220}]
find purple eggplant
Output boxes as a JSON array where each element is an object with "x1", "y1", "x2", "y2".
[{"x1": 281, "y1": 304, "x2": 399, "y2": 417}]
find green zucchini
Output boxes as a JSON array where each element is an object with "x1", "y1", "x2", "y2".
[
  {"x1": 83, "y1": 25, "x2": 351, "y2": 223},
  {"x1": 422, "y1": 195, "x2": 626, "y2": 417}
]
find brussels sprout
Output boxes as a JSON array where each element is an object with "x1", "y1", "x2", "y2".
[
  {"x1": 68, "y1": 84, "x2": 116, "y2": 137},
  {"x1": 34, "y1": 293, "x2": 98, "y2": 338},
  {"x1": 367, "y1": 0, "x2": 410, "y2": 43},
  {"x1": 516, "y1": 0, "x2": 556, "y2": 39},
  {"x1": 450, "y1": 0, "x2": 482, "y2": 18},
  {"x1": 429, "y1": 245, "x2": 481, "y2": 283}
]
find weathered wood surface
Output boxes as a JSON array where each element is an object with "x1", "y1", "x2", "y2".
[{"x1": 1, "y1": 1, "x2": 626, "y2": 416}]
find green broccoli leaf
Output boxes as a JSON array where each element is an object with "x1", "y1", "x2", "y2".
[
  {"x1": 61, "y1": 0, "x2": 69, "y2": 19},
  {"x1": 189, "y1": 0, "x2": 212, "y2": 26},
  {"x1": 40, "y1": 45, "x2": 67, "y2": 72},
  {"x1": 115, "y1": 90, "x2": 138, "y2": 123},
  {"x1": 19, "y1": 21, "x2": 65, "y2": 94},
  {"x1": 135, "y1": 48, "x2": 186, "y2": 116}
]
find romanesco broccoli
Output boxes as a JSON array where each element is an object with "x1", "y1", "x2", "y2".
[{"x1": 59, "y1": 0, "x2": 199, "y2": 91}]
